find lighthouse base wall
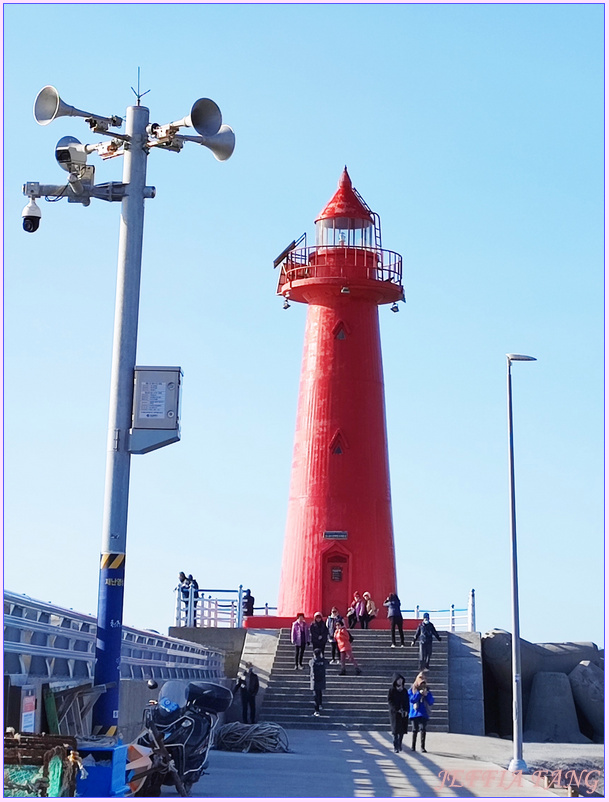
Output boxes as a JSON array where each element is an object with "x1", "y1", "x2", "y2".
[{"x1": 243, "y1": 616, "x2": 422, "y2": 630}]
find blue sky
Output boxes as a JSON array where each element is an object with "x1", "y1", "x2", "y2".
[{"x1": 3, "y1": 3, "x2": 604, "y2": 647}]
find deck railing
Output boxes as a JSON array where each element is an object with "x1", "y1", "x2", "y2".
[
  {"x1": 174, "y1": 588, "x2": 476, "y2": 632},
  {"x1": 276, "y1": 245, "x2": 403, "y2": 293}
]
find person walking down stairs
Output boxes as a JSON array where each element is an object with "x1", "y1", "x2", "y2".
[
  {"x1": 309, "y1": 648, "x2": 328, "y2": 716},
  {"x1": 408, "y1": 672, "x2": 434, "y2": 753},
  {"x1": 333, "y1": 621, "x2": 362, "y2": 675},
  {"x1": 387, "y1": 673, "x2": 409, "y2": 752},
  {"x1": 291, "y1": 613, "x2": 310, "y2": 669},
  {"x1": 326, "y1": 608, "x2": 345, "y2": 664},
  {"x1": 412, "y1": 612, "x2": 442, "y2": 670}
]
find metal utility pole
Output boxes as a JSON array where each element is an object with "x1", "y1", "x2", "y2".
[
  {"x1": 94, "y1": 103, "x2": 149, "y2": 732},
  {"x1": 23, "y1": 84, "x2": 235, "y2": 734},
  {"x1": 506, "y1": 353, "x2": 536, "y2": 773}
]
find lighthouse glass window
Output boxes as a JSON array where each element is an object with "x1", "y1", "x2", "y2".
[{"x1": 316, "y1": 217, "x2": 374, "y2": 248}]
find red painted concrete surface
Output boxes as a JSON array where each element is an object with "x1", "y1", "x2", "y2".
[{"x1": 276, "y1": 170, "x2": 404, "y2": 619}]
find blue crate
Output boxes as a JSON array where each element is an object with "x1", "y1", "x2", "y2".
[{"x1": 76, "y1": 744, "x2": 129, "y2": 798}]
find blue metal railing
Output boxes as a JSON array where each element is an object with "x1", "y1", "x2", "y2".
[{"x1": 4, "y1": 590, "x2": 225, "y2": 683}]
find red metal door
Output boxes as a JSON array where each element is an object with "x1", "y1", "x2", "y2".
[{"x1": 322, "y1": 550, "x2": 350, "y2": 617}]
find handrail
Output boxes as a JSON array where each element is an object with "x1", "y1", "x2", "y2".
[{"x1": 4, "y1": 590, "x2": 225, "y2": 683}]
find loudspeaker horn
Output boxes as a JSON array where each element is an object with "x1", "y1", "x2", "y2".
[
  {"x1": 34, "y1": 85, "x2": 121, "y2": 127},
  {"x1": 169, "y1": 98, "x2": 222, "y2": 137},
  {"x1": 178, "y1": 125, "x2": 236, "y2": 161}
]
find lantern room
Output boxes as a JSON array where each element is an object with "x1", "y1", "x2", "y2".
[
  {"x1": 315, "y1": 167, "x2": 377, "y2": 249},
  {"x1": 275, "y1": 167, "x2": 403, "y2": 307}
]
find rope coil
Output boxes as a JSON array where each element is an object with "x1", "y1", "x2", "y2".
[{"x1": 212, "y1": 722, "x2": 289, "y2": 754}]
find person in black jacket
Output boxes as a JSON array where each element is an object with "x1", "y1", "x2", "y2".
[
  {"x1": 412, "y1": 613, "x2": 441, "y2": 670},
  {"x1": 383, "y1": 593, "x2": 405, "y2": 647},
  {"x1": 309, "y1": 612, "x2": 329, "y2": 656},
  {"x1": 242, "y1": 589, "x2": 255, "y2": 617},
  {"x1": 188, "y1": 574, "x2": 199, "y2": 625},
  {"x1": 309, "y1": 648, "x2": 327, "y2": 716},
  {"x1": 234, "y1": 662, "x2": 260, "y2": 724},
  {"x1": 387, "y1": 673, "x2": 409, "y2": 752}
]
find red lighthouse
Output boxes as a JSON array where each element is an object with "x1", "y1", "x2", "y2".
[{"x1": 275, "y1": 169, "x2": 404, "y2": 619}]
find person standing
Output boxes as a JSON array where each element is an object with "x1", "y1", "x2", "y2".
[
  {"x1": 309, "y1": 648, "x2": 327, "y2": 716},
  {"x1": 412, "y1": 613, "x2": 441, "y2": 670},
  {"x1": 188, "y1": 574, "x2": 199, "y2": 626},
  {"x1": 387, "y1": 673, "x2": 409, "y2": 753},
  {"x1": 383, "y1": 593, "x2": 405, "y2": 647},
  {"x1": 291, "y1": 613, "x2": 310, "y2": 669},
  {"x1": 333, "y1": 621, "x2": 362, "y2": 675},
  {"x1": 176, "y1": 572, "x2": 191, "y2": 625},
  {"x1": 242, "y1": 589, "x2": 255, "y2": 617},
  {"x1": 234, "y1": 662, "x2": 260, "y2": 724},
  {"x1": 347, "y1": 592, "x2": 362, "y2": 628},
  {"x1": 362, "y1": 592, "x2": 378, "y2": 629},
  {"x1": 310, "y1": 612, "x2": 329, "y2": 655},
  {"x1": 408, "y1": 672, "x2": 434, "y2": 752},
  {"x1": 326, "y1": 608, "x2": 344, "y2": 664},
  {"x1": 354, "y1": 592, "x2": 367, "y2": 628}
]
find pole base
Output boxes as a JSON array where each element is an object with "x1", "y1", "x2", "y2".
[{"x1": 508, "y1": 758, "x2": 528, "y2": 773}]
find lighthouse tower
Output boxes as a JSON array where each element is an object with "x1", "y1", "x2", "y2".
[{"x1": 275, "y1": 168, "x2": 404, "y2": 618}]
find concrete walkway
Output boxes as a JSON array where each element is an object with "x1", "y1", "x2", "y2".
[{"x1": 163, "y1": 729, "x2": 604, "y2": 798}]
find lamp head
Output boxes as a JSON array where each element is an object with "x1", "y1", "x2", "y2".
[{"x1": 507, "y1": 354, "x2": 537, "y2": 363}]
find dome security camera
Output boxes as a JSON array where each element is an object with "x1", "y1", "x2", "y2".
[{"x1": 22, "y1": 198, "x2": 41, "y2": 233}]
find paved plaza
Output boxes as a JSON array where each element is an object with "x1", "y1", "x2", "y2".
[{"x1": 163, "y1": 729, "x2": 604, "y2": 798}]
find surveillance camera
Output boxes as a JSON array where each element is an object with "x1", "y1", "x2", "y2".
[
  {"x1": 22, "y1": 198, "x2": 41, "y2": 233},
  {"x1": 55, "y1": 135, "x2": 91, "y2": 173}
]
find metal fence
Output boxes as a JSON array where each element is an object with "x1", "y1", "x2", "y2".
[
  {"x1": 402, "y1": 592, "x2": 476, "y2": 633},
  {"x1": 173, "y1": 587, "x2": 476, "y2": 632},
  {"x1": 174, "y1": 585, "x2": 279, "y2": 629},
  {"x1": 4, "y1": 590, "x2": 225, "y2": 684}
]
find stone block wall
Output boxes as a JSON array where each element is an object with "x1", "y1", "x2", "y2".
[{"x1": 448, "y1": 631, "x2": 485, "y2": 735}]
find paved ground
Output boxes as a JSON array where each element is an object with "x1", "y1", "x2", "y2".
[{"x1": 162, "y1": 729, "x2": 604, "y2": 798}]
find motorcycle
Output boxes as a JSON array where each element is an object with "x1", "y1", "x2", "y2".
[{"x1": 126, "y1": 679, "x2": 233, "y2": 796}]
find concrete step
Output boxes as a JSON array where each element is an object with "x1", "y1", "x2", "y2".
[{"x1": 259, "y1": 628, "x2": 450, "y2": 732}]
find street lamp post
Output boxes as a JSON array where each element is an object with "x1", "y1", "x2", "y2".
[
  {"x1": 23, "y1": 85, "x2": 235, "y2": 735},
  {"x1": 506, "y1": 353, "x2": 536, "y2": 773}
]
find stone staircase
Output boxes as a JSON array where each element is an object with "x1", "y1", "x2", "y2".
[{"x1": 259, "y1": 628, "x2": 449, "y2": 730}]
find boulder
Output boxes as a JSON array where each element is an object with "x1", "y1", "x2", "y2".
[
  {"x1": 524, "y1": 671, "x2": 591, "y2": 743},
  {"x1": 482, "y1": 630, "x2": 601, "y2": 738},
  {"x1": 568, "y1": 660, "x2": 604, "y2": 739}
]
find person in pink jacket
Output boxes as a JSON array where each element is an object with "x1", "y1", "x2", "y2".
[
  {"x1": 291, "y1": 613, "x2": 310, "y2": 669},
  {"x1": 333, "y1": 621, "x2": 362, "y2": 676}
]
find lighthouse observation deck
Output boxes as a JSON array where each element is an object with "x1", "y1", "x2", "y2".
[{"x1": 276, "y1": 245, "x2": 403, "y2": 305}]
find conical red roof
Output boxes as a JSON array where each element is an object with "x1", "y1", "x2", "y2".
[{"x1": 315, "y1": 167, "x2": 373, "y2": 223}]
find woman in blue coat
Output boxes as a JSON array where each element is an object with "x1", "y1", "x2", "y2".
[{"x1": 408, "y1": 672, "x2": 434, "y2": 752}]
